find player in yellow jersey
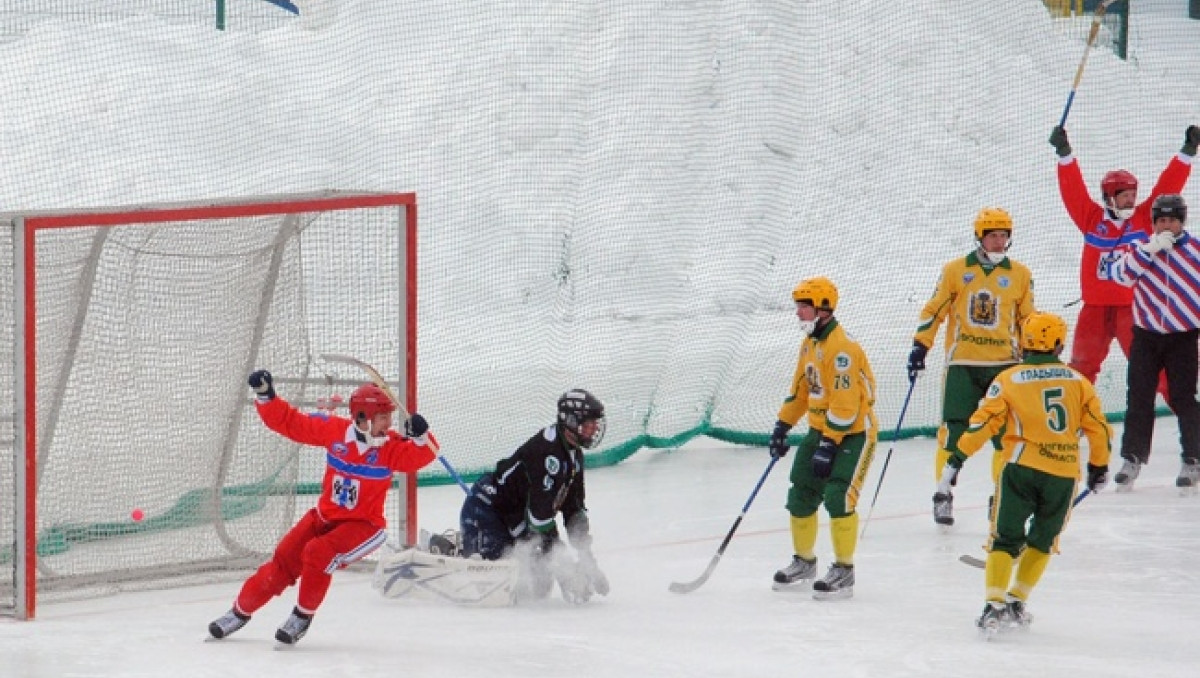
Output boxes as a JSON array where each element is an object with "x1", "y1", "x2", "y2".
[
  {"x1": 767, "y1": 277, "x2": 878, "y2": 600},
  {"x1": 942, "y1": 312, "x2": 1111, "y2": 637},
  {"x1": 907, "y1": 207, "x2": 1035, "y2": 527}
]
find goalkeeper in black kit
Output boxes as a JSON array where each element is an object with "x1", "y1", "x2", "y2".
[
  {"x1": 458, "y1": 389, "x2": 610, "y2": 604},
  {"x1": 944, "y1": 312, "x2": 1112, "y2": 637}
]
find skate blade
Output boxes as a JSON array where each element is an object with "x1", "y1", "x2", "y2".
[
  {"x1": 812, "y1": 587, "x2": 853, "y2": 601},
  {"x1": 1178, "y1": 485, "x2": 1197, "y2": 498},
  {"x1": 771, "y1": 579, "x2": 815, "y2": 592},
  {"x1": 978, "y1": 623, "x2": 1000, "y2": 641},
  {"x1": 1114, "y1": 482, "x2": 1134, "y2": 494},
  {"x1": 937, "y1": 524, "x2": 954, "y2": 535}
]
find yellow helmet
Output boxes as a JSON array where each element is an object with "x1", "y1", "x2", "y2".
[
  {"x1": 791, "y1": 277, "x2": 838, "y2": 312},
  {"x1": 1022, "y1": 311, "x2": 1067, "y2": 353},
  {"x1": 974, "y1": 207, "x2": 1013, "y2": 239}
]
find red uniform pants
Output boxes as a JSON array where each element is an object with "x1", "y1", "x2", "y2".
[
  {"x1": 1070, "y1": 304, "x2": 1169, "y2": 401},
  {"x1": 234, "y1": 508, "x2": 386, "y2": 615}
]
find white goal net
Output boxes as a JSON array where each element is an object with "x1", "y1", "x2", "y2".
[{"x1": 0, "y1": 192, "x2": 416, "y2": 618}]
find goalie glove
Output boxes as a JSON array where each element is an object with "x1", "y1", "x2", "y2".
[
  {"x1": 578, "y1": 548, "x2": 609, "y2": 597},
  {"x1": 549, "y1": 552, "x2": 594, "y2": 605}
]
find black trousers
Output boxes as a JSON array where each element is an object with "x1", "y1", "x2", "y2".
[{"x1": 1122, "y1": 327, "x2": 1200, "y2": 464}]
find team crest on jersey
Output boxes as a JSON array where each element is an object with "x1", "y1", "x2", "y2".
[
  {"x1": 805, "y1": 364, "x2": 825, "y2": 397},
  {"x1": 366, "y1": 451, "x2": 379, "y2": 465},
  {"x1": 332, "y1": 442, "x2": 349, "y2": 457},
  {"x1": 968, "y1": 289, "x2": 999, "y2": 328},
  {"x1": 963, "y1": 272, "x2": 976, "y2": 284},
  {"x1": 835, "y1": 353, "x2": 851, "y2": 371},
  {"x1": 987, "y1": 382, "x2": 1002, "y2": 398},
  {"x1": 545, "y1": 457, "x2": 561, "y2": 475},
  {"x1": 998, "y1": 276, "x2": 1011, "y2": 289}
]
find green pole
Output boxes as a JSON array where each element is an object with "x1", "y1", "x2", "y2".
[{"x1": 216, "y1": 0, "x2": 226, "y2": 31}]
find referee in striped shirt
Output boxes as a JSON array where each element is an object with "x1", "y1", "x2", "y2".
[{"x1": 1111, "y1": 193, "x2": 1200, "y2": 491}]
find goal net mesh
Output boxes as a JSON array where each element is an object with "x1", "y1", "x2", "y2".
[{"x1": 0, "y1": 195, "x2": 411, "y2": 607}]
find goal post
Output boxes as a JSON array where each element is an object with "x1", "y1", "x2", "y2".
[{"x1": 2, "y1": 191, "x2": 419, "y2": 620}]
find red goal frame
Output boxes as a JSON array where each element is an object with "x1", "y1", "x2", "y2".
[{"x1": 8, "y1": 191, "x2": 420, "y2": 620}]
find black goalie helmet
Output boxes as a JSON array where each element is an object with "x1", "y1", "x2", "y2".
[{"x1": 557, "y1": 389, "x2": 606, "y2": 449}]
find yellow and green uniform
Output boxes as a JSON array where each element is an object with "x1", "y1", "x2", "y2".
[
  {"x1": 955, "y1": 353, "x2": 1112, "y2": 604},
  {"x1": 914, "y1": 252, "x2": 1035, "y2": 483},
  {"x1": 777, "y1": 318, "x2": 877, "y2": 566}
]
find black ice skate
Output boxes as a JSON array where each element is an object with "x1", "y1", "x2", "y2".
[
  {"x1": 976, "y1": 601, "x2": 1007, "y2": 640},
  {"x1": 275, "y1": 607, "x2": 313, "y2": 646},
  {"x1": 207, "y1": 608, "x2": 250, "y2": 640},
  {"x1": 812, "y1": 562, "x2": 854, "y2": 601},
  {"x1": 932, "y1": 492, "x2": 954, "y2": 527},
  {"x1": 1114, "y1": 458, "x2": 1142, "y2": 492},
  {"x1": 1176, "y1": 459, "x2": 1199, "y2": 496},
  {"x1": 1005, "y1": 597, "x2": 1033, "y2": 629},
  {"x1": 771, "y1": 555, "x2": 817, "y2": 591},
  {"x1": 428, "y1": 529, "x2": 462, "y2": 556}
]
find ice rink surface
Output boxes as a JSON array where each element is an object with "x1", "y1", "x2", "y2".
[{"x1": 3, "y1": 418, "x2": 1197, "y2": 678}]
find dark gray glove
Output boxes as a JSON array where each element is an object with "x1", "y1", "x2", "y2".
[
  {"x1": 768, "y1": 421, "x2": 791, "y2": 459},
  {"x1": 812, "y1": 436, "x2": 838, "y2": 479},
  {"x1": 907, "y1": 342, "x2": 929, "y2": 383},
  {"x1": 1049, "y1": 126, "x2": 1072, "y2": 158},
  {"x1": 1183, "y1": 125, "x2": 1200, "y2": 157},
  {"x1": 405, "y1": 413, "x2": 429, "y2": 438},
  {"x1": 248, "y1": 369, "x2": 275, "y2": 401}
]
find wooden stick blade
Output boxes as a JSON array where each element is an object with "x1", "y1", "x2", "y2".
[{"x1": 320, "y1": 353, "x2": 405, "y2": 412}]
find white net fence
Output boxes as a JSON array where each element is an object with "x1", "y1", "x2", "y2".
[{"x1": 2, "y1": 0, "x2": 1199, "y2": 606}]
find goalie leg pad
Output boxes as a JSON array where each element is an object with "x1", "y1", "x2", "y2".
[{"x1": 373, "y1": 547, "x2": 519, "y2": 607}]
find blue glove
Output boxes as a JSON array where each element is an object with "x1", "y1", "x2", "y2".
[
  {"x1": 768, "y1": 421, "x2": 791, "y2": 459},
  {"x1": 405, "y1": 413, "x2": 429, "y2": 438},
  {"x1": 1086, "y1": 464, "x2": 1109, "y2": 493},
  {"x1": 812, "y1": 437, "x2": 838, "y2": 479},
  {"x1": 247, "y1": 369, "x2": 275, "y2": 401},
  {"x1": 907, "y1": 342, "x2": 928, "y2": 383}
]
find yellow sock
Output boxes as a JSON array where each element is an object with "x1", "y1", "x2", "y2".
[
  {"x1": 935, "y1": 448, "x2": 951, "y2": 483},
  {"x1": 789, "y1": 514, "x2": 818, "y2": 560},
  {"x1": 984, "y1": 550, "x2": 1014, "y2": 603},
  {"x1": 829, "y1": 514, "x2": 859, "y2": 565},
  {"x1": 1009, "y1": 547, "x2": 1051, "y2": 601},
  {"x1": 934, "y1": 425, "x2": 949, "y2": 482}
]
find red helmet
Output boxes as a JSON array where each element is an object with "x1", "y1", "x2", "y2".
[
  {"x1": 1101, "y1": 170, "x2": 1138, "y2": 198},
  {"x1": 349, "y1": 384, "x2": 396, "y2": 421}
]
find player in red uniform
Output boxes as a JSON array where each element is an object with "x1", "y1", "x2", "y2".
[
  {"x1": 207, "y1": 369, "x2": 436, "y2": 645},
  {"x1": 1049, "y1": 124, "x2": 1198, "y2": 385}
]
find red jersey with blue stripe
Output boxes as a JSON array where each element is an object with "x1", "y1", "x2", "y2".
[
  {"x1": 1056, "y1": 153, "x2": 1192, "y2": 306},
  {"x1": 255, "y1": 397, "x2": 436, "y2": 527}
]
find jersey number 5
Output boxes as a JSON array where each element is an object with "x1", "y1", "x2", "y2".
[{"x1": 1042, "y1": 388, "x2": 1067, "y2": 433}]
